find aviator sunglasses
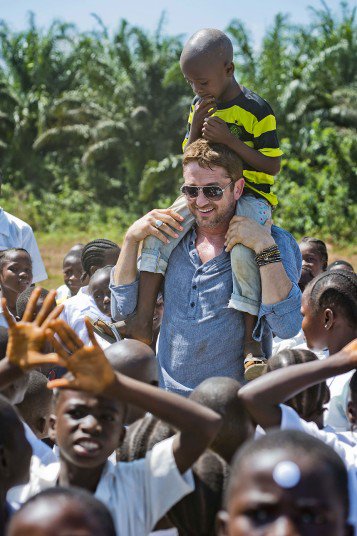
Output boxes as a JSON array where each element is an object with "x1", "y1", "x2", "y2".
[{"x1": 180, "y1": 180, "x2": 233, "y2": 200}]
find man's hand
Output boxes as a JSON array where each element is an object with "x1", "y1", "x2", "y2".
[
  {"x1": 191, "y1": 96, "x2": 216, "y2": 134},
  {"x1": 125, "y1": 208, "x2": 184, "y2": 245},
  {"x1": 202, "y1": 116, "x2": 232, "y2": 144},
  {"x1": 46, "y1": 318, "x2": 117, "y2": 395},
  {"x1": 225, "y1": 216, "x2": 274, "y2": 253},
  {"x1": 2, "y1": 288, "x2": 65, "y2": 370}
]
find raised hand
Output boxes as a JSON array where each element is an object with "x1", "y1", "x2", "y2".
[
  {"x1": 2, "y1": 288, "x2": 65, "y2": 370},
  {"x1": 191, "y1": 96, "x2": 216, "y2": 133},
  {"x1": 125, "y1": 208, "x2": 184, "y2": 245},
  {"x1": 46, "y1": 318, "x2": 117, "y2": 395}
]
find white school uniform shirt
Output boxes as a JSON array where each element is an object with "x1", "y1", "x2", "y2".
[
  {"x1": 60, "y1": 286, "x2": 113, "y2": 350},
  {"x1": 0, "y1": 208, "x2": 47, "y2": 283},
  {"x1": 280, "y1": 404, "x2": 357, "y2": 533},
  {"x1": 13, "y1": 436, "x2": 194, "y2": 536}
]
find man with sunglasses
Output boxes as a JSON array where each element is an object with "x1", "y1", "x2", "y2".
[{"x1": 110, "y1": 140, "x2": 302, "y2": 395}]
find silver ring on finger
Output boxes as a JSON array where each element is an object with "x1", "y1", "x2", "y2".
[{"x1": 154, "y1": 219, "x2": 164, "y2": 229}]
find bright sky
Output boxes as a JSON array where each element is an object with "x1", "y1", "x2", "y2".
[{"x1": 0, "y1": 0, "x2": 351, "y2": 46}]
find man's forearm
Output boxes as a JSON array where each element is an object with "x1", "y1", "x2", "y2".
[
  {"x1": 226, "y1": 136, "x2": 280, "y2": 175},
  {"x1": 113, "y1": 235, "x2": 140, "y2": 286}
]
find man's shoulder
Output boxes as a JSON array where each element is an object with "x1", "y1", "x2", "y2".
[
  {"x1": 1, "y1": 210, "x2": 33, "y2": 232},
  {"x1": 271, "y1": 225, "x2": 301, "y2": 257}
]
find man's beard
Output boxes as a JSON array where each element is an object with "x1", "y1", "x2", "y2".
[{"x1": 193, "y1": 206, "x2": 235, "y2": 229}]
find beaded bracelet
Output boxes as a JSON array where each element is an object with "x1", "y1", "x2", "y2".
[{"x1": 255, "y1": 244, "x2": 282, "y2": 267}]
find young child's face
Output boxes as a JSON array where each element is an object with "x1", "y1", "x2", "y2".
[
  {"x1": 219, "y1": 450, "x2": 348, "y2": 536},
  {"x1": 181, "y1": 57, "x2": 232, "y2": 101},
  {"x1": 63, "y1": 255, "x2": 83, "y2": 296},
  {"x1": 0, "y1": 250, "x2": 32, "y2": 294},
  {"x1": 52, "y1": 390, "x2": 125, "y2": 469},
  {"x1": 89, "y1": 271, "x2": 111, "y2": 317},
  {"x1": 300, "y1": 291, "x2": 327, "y2": 351},
  {"x1": 299, "y1": 244, "x2": 326, "y2": 278}
]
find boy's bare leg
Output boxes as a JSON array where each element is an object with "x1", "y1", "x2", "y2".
[
  {"x1": 243, "y1": 312, "x2": 267, "y2": 381},
  {"x1": 124, "y1": 272, "x2": 163, "y2": 345}
]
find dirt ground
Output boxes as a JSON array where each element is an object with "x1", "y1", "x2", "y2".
[{"x1": 37, "y1": 232, "x2": 357, "y2": 289}]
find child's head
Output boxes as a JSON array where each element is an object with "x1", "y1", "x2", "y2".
[
  {"x1": 190, "y1": 377, "x2": 254, "y2": 463},
  {"x1": 266, "y1": 349, "x2": 330, "y2": 428},
  {"x1": 180, "y1": 29, "x2": 234, "y2": 101},
  {"x1": 7, "y1": 486, "x2": 116, "y2": 536},
  {"x1": 328, "y1": 259, "x2": 355, "y2": 273},
  {"x1": 217, "y1": 430, "x2": 351, "y2": 536},
  {"x1": 301, "y1": 270, "x2": 357, "y2": 352},
  {"x1": 0, "y1": 327, "x2": 29, "y2": 404},
  {"x1": 81, "y1": 239, "x2": 120, "y2": 280},
  {"x1": 105, "y1": 340, "x2": 158, "y2": 424},
  {"x1": 299, "y1": 237, "x2": 328, "y2": 277},
  {"x1": 16, "y1": 286, "x2": 51, "y2": 321},
  {"x1": 49, "y1": 388, "x2": 126, "y2": 469},
  {"x1": 88, "y1": 265, "x2": 112, "y2": 317},
  {"x1": 0, "y1": 248, "x2": 32, "y2": 297},
  {"x1": 63, "y1": 247, "x2": 85, "y2": 296},
  {"x1": 347, "y1": 370, "x2": 357, "y2": 431},
  {"x1": 0, "y1": 394, "x2": 32, "y2": 494},
  {"x1": 16, "y1": 370, "x2": 53, "y2": 439}
]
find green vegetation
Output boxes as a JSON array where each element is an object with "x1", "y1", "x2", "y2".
[{"x1": 0, "y1": 4, "x2": 356, "y2": 242}]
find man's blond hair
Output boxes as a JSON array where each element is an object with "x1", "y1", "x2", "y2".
[{"x1": 183, "y1": 139, "x2": 243, "y2": 181}]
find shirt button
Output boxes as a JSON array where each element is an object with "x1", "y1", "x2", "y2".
[
  {"x1": 192, "y1": 285, "x2": 197, "y2": 290},
  {"x1": 190, "y1": 302, "x2": 195, "y2": 307}
]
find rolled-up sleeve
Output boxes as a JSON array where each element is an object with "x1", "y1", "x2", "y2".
[
  {"x1": 110, "y1": 268, "x2": 139, "y2": 320},
  {"x1": 253, "y1": 226, "x2": 302, "y2": 340}
]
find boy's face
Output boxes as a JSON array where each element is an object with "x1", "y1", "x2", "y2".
[
  {"x1": 218, "y1": 450, "x2": 348, "y2": 536},
  {"x1": 0, "y1": 250, "x2": 32, "y2": 294},
  {"x1": 88, "y1": 272, "x2": 111, "y2": 317},
  {"x1": 181, "y1": 56, "x2": 233, "y2": 101},
  {"x1": 63, "y1": 255, "x2": 84, "y2": 296},
  {"x1": 51, "y1": 390, "x2": 125, "y2": 469}
]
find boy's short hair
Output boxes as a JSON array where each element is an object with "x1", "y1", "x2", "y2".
[
  {"x1": 16, "y1": 287, "x2": 50, "y2": 320},
  {"x1": 183, "y1": 139, "x2": 243, "y2": 181},
  {"x1": 9, "y1": 486, "x2": 116, "y2": 536}
]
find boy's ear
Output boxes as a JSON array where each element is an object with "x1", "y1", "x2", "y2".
[
  {"x1": 216, "y1": 510, "x2": 229, "y2": 535},
  {"x1": 225, "y1": 61, "x2": 234, "y2": 77},
  {"x1": 36, "y1": 416, "x2": 47, "y2": 437},
  {"x1": 48, "y1": 413, "x2": 57, "y2": 443},
  {"x1": 347, "y1": 400, "x2": 356, "y2": 426},
  {"x1": 324, "y1": 308, "x2": 334, "y2": 330}
]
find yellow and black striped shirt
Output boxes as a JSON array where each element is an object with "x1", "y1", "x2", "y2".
[{"x1": 182, "y1": 86, "x2": 283, "y2": 206}]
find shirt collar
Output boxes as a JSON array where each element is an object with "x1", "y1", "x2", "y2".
[{"x1": 0, "y1": 208, "x2": 11, "y2": 237}]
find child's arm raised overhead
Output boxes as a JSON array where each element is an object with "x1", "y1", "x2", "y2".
[
  {"x1": 0, "y1": 289, "x2": 64, "y2": 391},
  {"x1": 238, "y1": 340, "x2": 357, "y2": 429},
  {"x1": 47, "y1": 319, "x2": 222, "y2": 474}
]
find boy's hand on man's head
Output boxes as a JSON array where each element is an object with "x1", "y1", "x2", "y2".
[
  {"x1": 46, "y1": 318, "x2": 117, "y2": 395},
  {"x1": 2, "y1": 288, "x2": 65, "y2": 370},
  {"x1": 202, "y1": 116, "x2": 232, "y2": 145}
]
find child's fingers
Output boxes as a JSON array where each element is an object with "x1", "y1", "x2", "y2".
[
  {"x1": 45, "y1": 329, "x2": 71, "y2": 359},
  {"x1": 225, "y1": 238, "x2": 238, "y2": 253},
  {"x1": 36, "y1": 290, "x2": 59, "y2": 326},
  {"x1": 49, "y1": 319, "x2": 84, "y2": 353},
  {"x1": 84, "y1": 318, "x2": 100, "y2": 348},
  {"x1": 47, "y1": 378, "x2": 72, "y2": 390},
  {"x1": 42, "y1": 303, "x2": 64, "y2": 330},
  {"x1": 22, "y1": 287, "x2": 42, "y2": 322},
  {"x1": 1, "y1": 298, "x2": 16, "y2": 328}
]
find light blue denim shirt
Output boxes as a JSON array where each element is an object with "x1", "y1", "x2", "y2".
[{"x1": 110, "y1": 225, "x2": 302, "y2": 396}]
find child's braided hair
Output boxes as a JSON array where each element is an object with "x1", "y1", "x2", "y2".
[
  {"x1": 305, "y1": 270, "x2": 357, "y2": 327},
  {"x1": 81, "y1": 239, "x2": 120, "y2": 278}
]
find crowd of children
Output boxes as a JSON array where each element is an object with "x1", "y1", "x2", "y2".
[{"x1": 0, "y1": 26, "x2": 356, "y2": 536}]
